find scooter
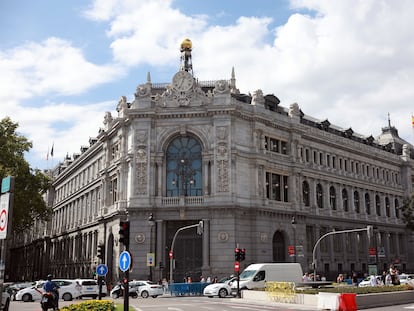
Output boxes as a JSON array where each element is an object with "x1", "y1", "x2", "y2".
[{"x1": 40, "y1": 292, "x2": 58, "y2": 311}]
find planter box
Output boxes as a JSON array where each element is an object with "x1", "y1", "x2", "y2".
[
  {"x1": 241, "y1": 289, "x2": 414, "y2": 309},
  {"x1": 356, "y1": 290, "x2": 414, "y2": 309}
]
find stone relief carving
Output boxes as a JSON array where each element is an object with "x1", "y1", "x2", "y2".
[
  {"x1": 216, "y1": 126, "x2": 228, "y2": 141},
  {"x1": 252, "y1": 89, "x2": 265, "y2": 106},
  {"x1": 216, "y1": 145, "x2": 229, "y2": 192},
  {"x1": 136, "y1": 130, "x2": 148, "y2": 146},
  {"x1": 103, "y1": 111, "x2": 113, "y2": 130},
  {"x1": 135, "y1": 83, "x2": 151, "y2": 98},
  {"x1": 216, "y1": 125, "x2": 229, "y2": 192},
  {"x1": 153, "y1": 84, "x2": 210, "y2": 108},
  {"x1": 214, "y1": 80, "x2": 230, "y2": 94},
  {"x1": 135, "y1": 130, "x2": 148, "y2": 195},
  {"x1": 289, "y1": 102, "x2": 301, "y2": 117},
  {"x1": 218, "y1": 232, "x2": 229, "y2": 242}
]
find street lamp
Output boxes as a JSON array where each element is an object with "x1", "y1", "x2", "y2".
[
  {"x1": 291, "y1": 216, "x2": 297, "y2": 263},
  {"x1": 148, "y1": 213, "x2": 155, "y2": 281},
  {"x1": 171, "y1": 158, "x2": 196, "y2": 196}
]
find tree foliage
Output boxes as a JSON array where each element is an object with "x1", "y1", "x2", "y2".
[
  {"x1": 0, "y1": 117, "x2": 52, "y2": 231},
  {"x1": 401, "y1": 194, "x2": 414, "y2": 231}
]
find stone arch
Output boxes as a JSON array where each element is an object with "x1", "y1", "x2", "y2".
[{"x1": 272, "y1": 230, "x2": 286, "y2": 262}]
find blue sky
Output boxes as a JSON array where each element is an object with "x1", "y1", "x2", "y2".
[{"x1": 1, "y1": 0, "x2": 414, "y2": 170}]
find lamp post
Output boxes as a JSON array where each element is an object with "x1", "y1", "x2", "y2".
[
  {"x1": 291, "y1": 216, "x2": 297, "y2": 263},
  {"x1": 171, "y1": 158, "x2": 196, "y2": 196},
  {"x1": 148, "y1": 213, "x2": 155, "y2": 281}
]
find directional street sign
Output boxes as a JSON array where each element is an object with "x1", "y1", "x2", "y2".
[
  {"x1": 96, "y1": 264, "x2": 108, "y2": 276},
  {"x1": 119, "y1": 250, "x2": 131, "y2": 272}
]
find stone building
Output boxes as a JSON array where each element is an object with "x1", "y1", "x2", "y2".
[{"x1": 8, "y1": 39, "x2": 414, "y2": 284}]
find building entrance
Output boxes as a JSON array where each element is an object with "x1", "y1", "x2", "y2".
[{"x1": 166, "y1": 220, "x2": 202, "y2": 282}]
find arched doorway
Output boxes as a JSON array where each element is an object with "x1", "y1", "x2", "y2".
[{"x1": 272, "y1": 231, "x2": 286, "y2": 262}]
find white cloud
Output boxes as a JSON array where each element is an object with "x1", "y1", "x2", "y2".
[
  {"x1": 3, "y1": 0, "x2": 414, "y2": 170},
  {"x1": 0, "y1": 38, "x2": 124, "y2": 101}
]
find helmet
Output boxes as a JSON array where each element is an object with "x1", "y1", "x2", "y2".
[{"x1": 47, "y1": 274, "x2": 53, "y2": 280}]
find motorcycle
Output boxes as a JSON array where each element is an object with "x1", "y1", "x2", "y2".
[
  {"x1": 110, "y1": 284, "x2": 138, "y2": 299},
  {"x1": 40, "y1": 292, "x2": 58, "y2": 311}
]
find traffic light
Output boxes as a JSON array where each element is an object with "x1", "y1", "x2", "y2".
[
  {"x1": 234, "y1": 248, "x2": 240, "y2": 261},
  {"x1": 197, "y1": 220, "x2": 204, "y2": 235},
  {"x1": 97, "y1": 244, "x2": 105, "y2": 261},
  {"x1": 119, "y1": 220, "x2": 130, "y2": 248},
  {"x1": 240, "y1": 248, "x2": 246, "y2": 262},
  {"x1": 169, "y1": 250, "x2": 173, "y2": 259}
]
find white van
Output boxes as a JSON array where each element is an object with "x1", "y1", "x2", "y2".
[{"x1": 231, "y1": 263, "x2": 303, "y2": 294}]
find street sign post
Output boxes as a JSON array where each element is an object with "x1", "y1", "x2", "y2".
[
  {"x1": 96, "y1": 264, "x2": 108, "y2": 276},
  {"x1": 119, "y1": 251, "x2": 131, "y2": 272},
  {"x1": 96, "y1": 264, "x2": 108, "y2": 300}
]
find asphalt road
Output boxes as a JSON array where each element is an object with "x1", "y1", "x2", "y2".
[{"x1": 9, "y1": 296, "x2": 414, "y2": 311}]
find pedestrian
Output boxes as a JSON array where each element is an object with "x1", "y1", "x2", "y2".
[
  {"x1": 302, "y1": 272, "x2": 311, "y2": 282},
  {"x1": 336, "y1": 273, "x2": 344, "y2": 283},
  {"x1": 352, "y1": 272, "x2": 358, "y2": 286}
]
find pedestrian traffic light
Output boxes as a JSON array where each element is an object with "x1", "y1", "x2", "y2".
[
  {"x1": 234, "y1": 248, "x2": 240, "y2": 261},
  {"x1": 240, "y1": 248, "x2": 246, "y2": 262},
  {"x1": 119, "y1": 220, "x2": 130, "y2": 248},
  {"x1": 97, "y1": 244, "x2": 105, "y2": 261}
]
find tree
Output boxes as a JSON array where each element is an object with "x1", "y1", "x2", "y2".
[
  {"x1": 0, "y1": 117, "x2": 52, "y2": 231},
  {"x1": 401, "y1": 194, "x2": 414, "y2": 231}
]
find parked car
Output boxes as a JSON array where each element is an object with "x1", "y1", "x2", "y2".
[
  {"x1": 130, "y1": 280, "x2": 163, "y2": 298},
  {"x1": 1, "y1": 287, "x2": 10, "y2": 311},
  {"x1": 110, "y1": 284, "x2": 138, "y2": 298},
  {"x1": 75, "y1": 279, "x2": 107, "y2": 299},
  {"x1": 358, "y1": 275, "x2": 383, "y2": 287},
  {"x1": 398, "y1": 274, "x2": 414, "y2": 285},
  {"x1": 203, "y1": 276, "x2": 236, "y2": 298},
  {"x1": 15, "y1": 279, "x2": 79, "y2": 302},
  {"x1": 4, "y1": 282, "x2": 33, "y2": 300}
]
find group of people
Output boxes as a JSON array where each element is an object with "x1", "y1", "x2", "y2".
[{"x1": 339, "y1": 264, "x2": 403, "y2": 286}]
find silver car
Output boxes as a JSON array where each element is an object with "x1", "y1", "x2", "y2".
[{"x1": 130, "y1": 280, "x2": 163, "y2": 298}]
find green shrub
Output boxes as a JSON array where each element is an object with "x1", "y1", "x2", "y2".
[{"x1": 60, "y1": 300, "x2": 115, "y2": 311}]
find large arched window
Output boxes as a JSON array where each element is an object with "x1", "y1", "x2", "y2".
[
  {"x1": 365, "y1": 193, "x2": 371, "y2": 215},
  {"x1": 302, "y1": 181, "x2": 310, "y2": 206},
  {"x1": 342, "y1": 189, "x2": 348, "y2": 212},
  {"x1": 166, "y1": 136, "x2": 202, "y2": 197},
  {"x1": 316, "y1": 183, "x2": 323, "y2": 208},
  {"x1": 329, "y1": 186, "x2": 336, "y2": 210}
]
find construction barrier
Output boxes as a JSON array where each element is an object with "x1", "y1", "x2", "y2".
[{"x1": 339, "y1": 293, "x2": 357, "y2": 311}]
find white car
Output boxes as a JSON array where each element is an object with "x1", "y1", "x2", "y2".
[
  {"x1": 358, "y1": 276, "x2": 383, "y2": 287},
  {"x1": 15, "y1": 279, "x2": 79, "y2": 302},
  {"x1": 76, "y1": 279, "x2": 107, "y2": 299},
  {"x1": 398, "y1": 274, "x2": 414, "y2": 285},
  {"x1": 1, "y1": 291, "x2": 10, "y2": 311},
  {"x1": 203, "y1": 276, "x2": 236, "y2": 298},
  {"x1": 130, "y1": 280, "x2": 163, "y2": 298}
]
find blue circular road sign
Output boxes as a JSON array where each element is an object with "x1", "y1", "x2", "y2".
[
  {"x1": 119, "y1": 250, "x2": 131, "y2": 272},
  {"x1": 96, "y1": 264, "x2": 108, "y2": 276}
]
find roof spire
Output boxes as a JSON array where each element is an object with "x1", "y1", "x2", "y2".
[
  {"x1": 180, "y1": 38, "x2": 193, "y2": 75},
  {"x1": 388, "y1": 112, "x2": 391, "y2": 127}
]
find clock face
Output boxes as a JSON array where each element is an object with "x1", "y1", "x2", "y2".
[{"x1": 172, "y1": 71, "x2": 194, "y2": 92}]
